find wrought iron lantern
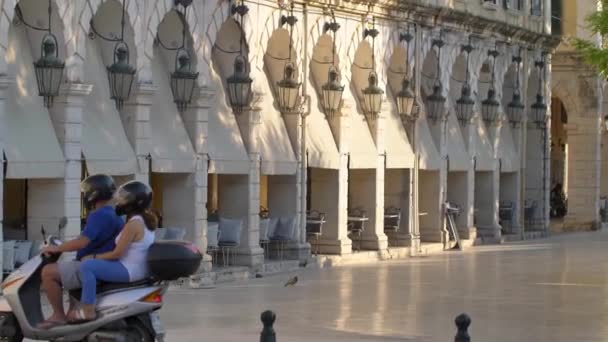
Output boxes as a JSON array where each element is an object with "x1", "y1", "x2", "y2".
[
  {"x1": 506, "y1": 52, "x2": 525, "y2": 126},
  {"x1": 321, "y1": 13, "x2": 344, "y2": 118},
  {"x1": 396, "y1": 29, "x2": 416, "y2": 121},
  {"x1": 426, "y1": 38, "x2": 446, "y2": 122},
  {"x1": 481, "y1": 49, "x2": 500, "y2": 124},
  {"x1": 89, "y1": 0, "x2": 137, "y2": 109},
  {"x1": 455, "y1": 40, "x2": 475, "y2": 125},
  {"x1": 361, "y1": 20, "x2": 383, "y2": 120},
  {"x1": 34, "y1": 34, "x2": 65, "y2": 108},
  {"x1": 531, "y1": 56, "x2": 548, "y2": 128},
  {"x1": 227, "y1": 55, "x2": 253, "y2": 113},
  {"x1": 276, "y1": 4, "x2": 301, "y2": 113},
  {"x1": 276, "y1": 63, "x2": 301, "y2": 113},
  {"x1": 227, "y1": 0, "x2": 253, "y2": 114},
  {"x1": 18, "y1": 0, "x2": 65, "y2": 107},
  {"x1": 170, "y1": 50, "x2": 198, "y2": 112}
]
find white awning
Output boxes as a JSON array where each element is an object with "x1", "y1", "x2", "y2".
[
  {"x1": 256, "y1": 80, "x2": 296, "y2": 175},
  {"x1": 417, "y1": 119, "x2": 441, "y2": 170},
  {"x1": 471, "y1": 118, "x2": 495, "y2": 171},
  {"x1": 82, "y1": 41, "x2": 137, "y2": 175},
  {"x1": 384, "y1": 110, "x2": 414, "y2": 169},
  {"x1": 349, "y1": 112, "x2": 377, "y2": 169},
  {"x1": 305, "y1": 98, "x2": 340, "y2": 170},
  {"x1": 446, "y1": 114, "x2": 470, "y2": 171},
  {"x1": 0, "y1": 28, "x2": 64, "y2": 179},
  {"x1": 149, "y1": 55, "x2": 197, "y2": 173},
  {"x1": 497, "y1": 124, "x2": 519, "y2": 173},
  {"x1": 207, "y1": 77, "x2": 250, "y2": 175}
]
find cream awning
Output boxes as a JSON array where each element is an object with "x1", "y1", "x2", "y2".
[
  {"x1": 0, "y1": 28, "x2": 64, "y2": 179},
  {"x1": 446, "y1": 114, "x2": 470, "y2": 171},
  {"x1": 384, "y1": 110, "x2": 415, "y2": 169},
  {"x1": 82, "y1": 41, "x2": 137, "y2": 175},
  {"x1": 305, "y1": 97, "x2": 340, "y2": 170},
  {"x1": 207, "y1": 76, "x2": 250, "y2": 175},
  {"x1": 417, "y1": 119, "x2": 441, "y2": 171},
  {"x1": 348, "y1": 112, "x2": 378, "y2": 169},
  {"x1": 497, "y1": 124, "x2": 519, "y2": 173},
  {"x1": 256, "y1": 80, "x2": 297, "y2": 175},
  {"x1": 149, "y1": 55, "x2": 197, "y2": 173}
]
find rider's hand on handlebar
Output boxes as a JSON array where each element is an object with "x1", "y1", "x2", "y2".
[{"x1": 41, "y1": 245, "x2": 61, "y2": 256}]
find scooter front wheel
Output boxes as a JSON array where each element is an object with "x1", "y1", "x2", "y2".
[{"x1": 0, "y1": 313, "x2": 23, "y2": 342}]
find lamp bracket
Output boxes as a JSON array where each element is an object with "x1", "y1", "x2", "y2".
[
  {"x1": 323, "y1": 21, "x2": 340, "y2": 34},
  {"x1": 462, "y1": 44, "x2": 473, "y2": 54},
  {"x1": 399, "y1": 32, "x2": 413, "y2": 43},
  {"x1": 363, "y1": 28, "x2": 379, "y2": 39},
  {"x1": 512, "y1": 55, "x2": 523, "y2": 64},
  {"x1": 488, "y1": 49, "x2": 499, "y2": 59},
  {"x1": 280, "y1": 15, "x2": 298, "y2": 27},
  {"x1": 535, "y1": 60, "x2": 545, "y2": 69},
  {"x1": 432, "y1": 39, "x2": 444, "y2": 49},
  {"x1": 231, "y1": 3, "x2": 249, "y2": 17},
  {"x1": 174, "y1": 0, "x2": 192, "y2": 8}
]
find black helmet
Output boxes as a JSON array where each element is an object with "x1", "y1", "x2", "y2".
[
  {"x1": 114, "y1": 181, "x2": 153, "y2": 217},
  {"x1": 81, "y1": 174, "x2": 116, "y2": 210}
]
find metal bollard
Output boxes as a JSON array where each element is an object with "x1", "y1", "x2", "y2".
[
  {"x1": 260, "y1": 310, "x2": 276, "y2": 342},
  {"x1": 454, "y1": 313, "x2": 471, "y2": 342}
]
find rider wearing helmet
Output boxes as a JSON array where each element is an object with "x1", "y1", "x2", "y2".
[
  {"x1": 72, "y1": 181, "x2": 157, "y2": 323},
  {"x1": 39, "y1": 174, "x2": 124, "y2": 329}
]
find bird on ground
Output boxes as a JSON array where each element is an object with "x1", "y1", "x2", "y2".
[{"x1": 284, "y1": 276, "x2": 298, "y2": 287}]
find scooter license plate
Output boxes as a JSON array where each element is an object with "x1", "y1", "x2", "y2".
[{"x1": 149, "y1": 311, "x2": 165, "y2": 336}]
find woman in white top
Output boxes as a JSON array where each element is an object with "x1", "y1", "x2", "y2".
[{"x1": 71, "y1": 181, "x2": 157, "y2": 323}]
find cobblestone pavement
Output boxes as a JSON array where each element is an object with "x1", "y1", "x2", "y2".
[{"x1": 161, "y1": 231, "x2": 608, "y2": 342}]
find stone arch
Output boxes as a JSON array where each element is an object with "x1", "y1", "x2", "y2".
[
  {"x1": 147, "y1": 0, "x2": 204, "y2": 86},
  {"x1": 73, "y1": 0, "x2": 142, "y2": 82},
  {"x1": 0, "y1": 0, "x2": 72, "y2": 77},
  {"x1": 202, "y1": 0, "x2": 254, "y2": 88},
  {"x1": 256, "y1": 8, "x2": 303, "y2": 73}
]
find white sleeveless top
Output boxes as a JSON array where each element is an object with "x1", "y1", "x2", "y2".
[{"x1": 116, "y1": 215, "x2": 155, "y2": 281}]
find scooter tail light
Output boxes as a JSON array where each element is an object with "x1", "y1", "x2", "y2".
[{"x1": 140, "y1": 289, "x2": 163, "y2": 303}]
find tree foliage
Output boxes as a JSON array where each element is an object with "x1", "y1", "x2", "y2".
[{"x1": 572, "y1": 0, "x2": 608, "y2": 77}]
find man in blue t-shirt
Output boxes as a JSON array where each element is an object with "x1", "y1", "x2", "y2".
[{"x1": 38, "y1": 174, "x2": 124, "y2": 329}]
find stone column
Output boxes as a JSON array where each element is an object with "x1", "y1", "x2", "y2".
[
  {"x1": 45, "y1": 83, "x2": 93, "y2": 240},
  {"x1": 234, "y1": 95, "x2": 265, "y2": 267},
  {"x1": 361, "y1": 103, "x2": 389, "y2": 251},
  {"x1": 459, "y1": 122, "x2": 477, "y2": 240},
  {"x1": 180, "y1": 88, "x2": 215, "y2": 272},
  {"x1": 511, "y1": 123, "x2": 524, "y2": 235},
  {"x1": 0, "y1": 78, "x2": 7, "y2": 278},
  {"x1": 318, "y1": 100, "x2": 352, "y2": 255},
  {"x1": 282, "y1": 111, "x2": 311, "y2": 260},
  {"x1": 121, "y1": 83, "x2": 155, "y2": 183},
  {"x1": 427, "y1": 115, "x2": 450, "y2": 246}
]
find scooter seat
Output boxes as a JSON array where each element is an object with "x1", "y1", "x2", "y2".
[{"x1": 68, "y1": 278, "x2": 154, "y2": 299}]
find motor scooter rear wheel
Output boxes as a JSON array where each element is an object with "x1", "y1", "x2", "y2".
[{"x1": 125, "y1": 318, "x2": 154, "y2": 342}]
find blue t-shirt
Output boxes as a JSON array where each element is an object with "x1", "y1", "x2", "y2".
[{"x1": 77, "y1": 206, "x2": 124, "y2": 260}]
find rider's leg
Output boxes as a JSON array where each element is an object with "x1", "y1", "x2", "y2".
[
  {"x1": 76, "y1": 259, "x2": 130, "y2": 320},
  {"x1": 41, "y1": 264, "x2": 67, "y2": 322}
]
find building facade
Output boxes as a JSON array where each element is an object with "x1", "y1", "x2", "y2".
[{"x1": 1, "y1": 0, "x2": 602, "y2": 274}]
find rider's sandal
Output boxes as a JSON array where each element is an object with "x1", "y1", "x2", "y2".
[{"x1": 68, "y1": 308, "x2": 97, "y2": 324}]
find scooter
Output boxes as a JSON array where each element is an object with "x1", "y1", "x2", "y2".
[{"x1": 0, "y1": 230, "x2": 166, "y2": 341}]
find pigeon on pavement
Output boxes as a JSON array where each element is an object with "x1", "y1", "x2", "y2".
[{"x1": 284, "y1": 276, "x2": 298, "y2": 287}]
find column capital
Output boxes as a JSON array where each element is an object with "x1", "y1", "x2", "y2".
[
  {"x1": 53, "y1": 83, "x2": 94, "y2": 107},
  {"x1": 126, "y1": 82, "x2": 157, "y2": 106},
  {"x1": 193, "y1": 87, "x2": 217, "y2": 108}
]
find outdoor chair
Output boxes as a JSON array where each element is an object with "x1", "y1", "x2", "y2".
[
  {"x1": 259, "y1": 218, "x2": 271, "y2": 258},
  {"x1": 269, "y1": 216, "x2": 296, "y2": 261},
  {"x1": 218, "y1": 218, "x2": 243, "y2": 267},
  {"x1": 499, "y1": 201, "x2": 515, "y2": 233},
  {"x1": 524, "y1": 200, "x2": 537, "y2": 228},
  {"x1": 384, "y1": 207, "x2": 401, "y2": 233},
  {"x1": 306, "y1": 210, "x2": 325, "y2": 255},
  {"x1": 207, "y1": 222, "x2": 220, "y2": 266},
  {"x1": 347, "y1": 208, "x2": 367, "y2": 252}
]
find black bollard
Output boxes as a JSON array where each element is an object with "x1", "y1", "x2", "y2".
[
  {"x1": 454, "y1": 313, "x2": 471, "y2": 342},
  {"x1": 260, "y1": 310, "x2": 276, "y2": 342}
]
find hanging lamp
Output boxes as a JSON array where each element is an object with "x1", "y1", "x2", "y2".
[
  {"x1": 455, "y1": 38, "x2": 475, "y2": 125},
  {"x1": 276, "y1": 2, "x2": 301, "y2": 114},
  {"x1": 481, "y1": 47, "x2": 500, "y2": 124},
  {"x1": 426, "y1": 36, "x2": 446, "y2": 122},
  {"x1": 321, "y1": 12, "x2": 344, "y2": 119},
  {"x1": 531, "y1": 54, "x2": 548, "y2": 128},
  {"x1": 226, "y1": 0, "x2": 253, "y2": 114},
  {"x1": 395, "y1": 26, "x2": 416, "y2": 121},
  {"x1": 361, "y1": 18, "x2": 383, "y2": 120},
  {"x1": 506, "y1": 48, "x2": 525, "y2": 126}
]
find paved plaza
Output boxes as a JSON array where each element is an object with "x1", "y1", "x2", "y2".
[{"x1": 161, "y1": 231, "x2": 608, "y2": 342}]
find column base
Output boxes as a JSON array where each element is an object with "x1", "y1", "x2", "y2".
[
  {"x1": 358, "y1": 234, "x2": 389, "y2": 250},
  {"x1": 268, "y1": 241, "x2": 311, "y2": 261},
  {"x1": 458, "y1": 226, "x2": 477, "y2": 240},
  {"x1": 234, "y1": 246, "x2": 265, "y2": 267},
  {"x1": 385, "y1": 232, "x2": 416, "y2": 247},
  {"x1": 420, "y1": 227, "x2": 446, "y2": 243},
  {"x1": 316, "y1": 238, "x2": 352, "y2": 255}
]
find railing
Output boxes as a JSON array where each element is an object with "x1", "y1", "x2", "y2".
[{"x1": 258, "y1": 310, "x2": 472, "y2": 342}]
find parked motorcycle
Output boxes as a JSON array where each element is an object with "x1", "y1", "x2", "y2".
[{"x1": 0, "y1": 228, "x2": 202, "y2": 341}]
